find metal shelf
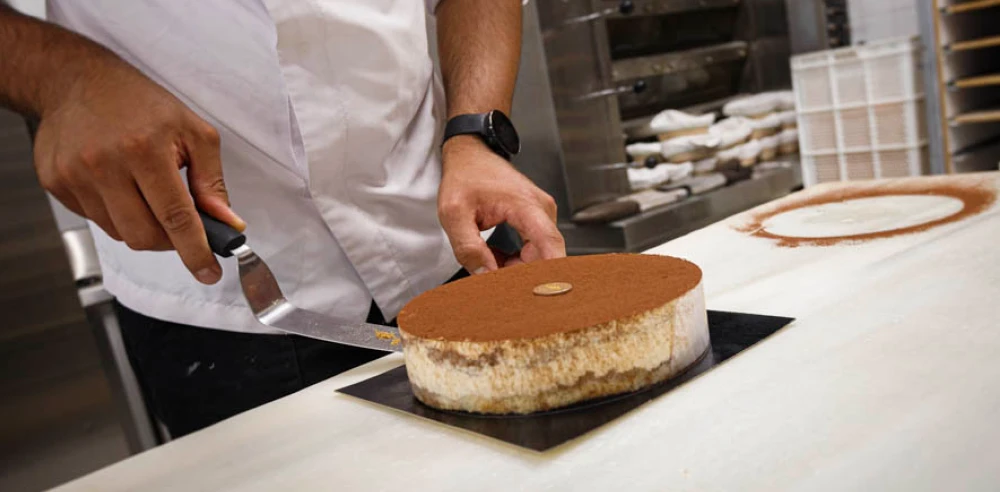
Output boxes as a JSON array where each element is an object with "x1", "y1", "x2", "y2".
[
  {"x1": 560, "y1": 164, "x2": 801, "y2": 255},
  {"x1": 947, "y1": 33, "x2": 1000, "y2": 51},
  {"x1": 951, "y1": 108, "x2": 1000, "y2": 125},
  {"x1": 953, "y1": 135, "x2": 1000, "y2": 171},
  {"x1": 951, "y1": 73, "x2": 1000, "y2": 89},
  {"x1": 923, "y1": 0, "x2": 1000, "y2": 172},
  {"x1": 599, "y1": 0, "x2": 740, "y2": 19},
  {"x1": 610, "y1": 41, "x2": 748, "y2": 83},
  {"x1": 944, "y1": 0, "x2": 1000, "y2": 14},
  {"x1": 622, "y1": 94, "x2": 746, "y2": 140}
]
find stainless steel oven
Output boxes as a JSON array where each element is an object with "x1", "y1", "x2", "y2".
[{"x1": 509, "y1": 0, "x2": 811, "y2": 253}]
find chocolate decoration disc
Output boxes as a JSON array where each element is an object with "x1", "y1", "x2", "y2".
[{"x1": 532, "y1": 282, "x2": 573, "y2": 297}]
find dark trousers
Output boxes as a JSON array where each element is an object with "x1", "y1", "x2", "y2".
[{"x1": 116, "y1": 271, "x2": 466, "y2": 439}]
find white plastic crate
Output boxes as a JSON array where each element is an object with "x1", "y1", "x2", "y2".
[{"x1": 791, "y1": 37, "x2": 928, "y2": 186}]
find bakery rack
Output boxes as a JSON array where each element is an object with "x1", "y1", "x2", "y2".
[{"x1": 919, "y1": 0, "x2": 1000, "y2": 173}]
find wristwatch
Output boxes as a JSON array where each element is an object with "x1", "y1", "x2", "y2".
[{"x1": 443, "y1": 109, "x2": 521, "y2": 160}]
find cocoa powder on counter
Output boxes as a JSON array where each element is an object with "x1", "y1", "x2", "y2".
[
  {"x1": 398, "y1": 254, "x2": 702, "y2": 342},
  {"x1": 735, "y1": 176, "x2": 997, "y2": 247}
]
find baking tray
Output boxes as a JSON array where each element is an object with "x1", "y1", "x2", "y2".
[{"x1": 338, "y1": 310, "x2": 794, "y2": 452}]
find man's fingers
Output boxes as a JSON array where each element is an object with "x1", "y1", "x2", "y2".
[
  {"x1": 36, "y1": 156, "x2": 87, "y2": 220},
  {"x1": 185, "y1": 120, "x2": 245, "y2": 231},
  {"x1": 506, "y1": 206, "x2": 565, "y2": 261},
  {"x1": 72, "y1": 184, "x2": 122, "y2": 241},
  {"x1": 135, "y1": 151, "x2": 221, "y2": 284},
  {"x1": 538, "y1": 191, "x2": 558, "y2": 222},
  {"x1": 98, "y1": 176, "x2": 171, "y2": 251},
  {"x1": 440, "y1": 203, "x2": 498, "y2": 274},
  {"x1": 45, "y1": 182, "x2": 86, "y2": 222}
]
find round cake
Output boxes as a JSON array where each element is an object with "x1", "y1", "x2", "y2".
[{"x1": 397, "y1": 253, "x2": 710, "y2": 414}]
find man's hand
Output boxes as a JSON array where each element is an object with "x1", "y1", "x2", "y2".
[
  {"x1": 434, "y1": 0, "x2": 558, "y2": 271},
  {"x1": 34, "y1": 62, "x2": 243, "y2": 285},
  {"x1": 438, "y1": 136, "x2": 565, "y2": 273},
  {"x1": 1, "y1": 6, "x2": 243, "y2": 284}
]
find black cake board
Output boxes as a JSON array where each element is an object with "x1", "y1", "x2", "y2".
[{"x1": 338, "y1": 310, "x2": 794, "y2": 452}]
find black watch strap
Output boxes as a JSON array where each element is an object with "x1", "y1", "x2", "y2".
[
  {"x1": 444, "y1": 113, "x2": 488, "y2": 140},
  {"x1": 443, "y1": 113, "x2": 510, "y2": 160}
]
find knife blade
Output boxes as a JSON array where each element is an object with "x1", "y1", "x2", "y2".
[{"x1": 199, "y1": 212, "x2": 404, "y2": 352}]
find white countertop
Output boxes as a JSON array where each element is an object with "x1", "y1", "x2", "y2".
[{"x1": 56, "y1": 173, "x2": 1000, "y2": 492}]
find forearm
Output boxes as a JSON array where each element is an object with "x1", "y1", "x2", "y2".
[
  {"x1": 0, "y1": 4, "x2": 121, "y2": 118},
  {"x1": 436, "y1": 0, "x2": 521, "y2": 118}
]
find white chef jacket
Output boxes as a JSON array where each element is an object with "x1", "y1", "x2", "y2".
[{"x1": 47, "y1": 0, "x2": 460, "y2": 334}]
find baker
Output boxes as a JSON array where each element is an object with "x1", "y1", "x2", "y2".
[{"x1": 0, "y1": 1, "x2": 564, "y2": 437}]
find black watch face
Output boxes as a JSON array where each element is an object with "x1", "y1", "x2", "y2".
[{"x1": 489, "y1": 111, "x2": 521, "y2": 155}]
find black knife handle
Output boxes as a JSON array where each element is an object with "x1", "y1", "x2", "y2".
[
  {"x1": 199, "y1": 211, "x2": 246, "y2": 257},
  {"x1": 486, "y1": 222, "x2": 523, "y2": 257}
]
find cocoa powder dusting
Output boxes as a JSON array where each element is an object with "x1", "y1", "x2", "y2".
[
  {"x1": 397, "y1": 254, "x2": 701, "y2": 342},
  {"x1": 735, "y1": 176, "x2": 997, "y2": 247}
]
